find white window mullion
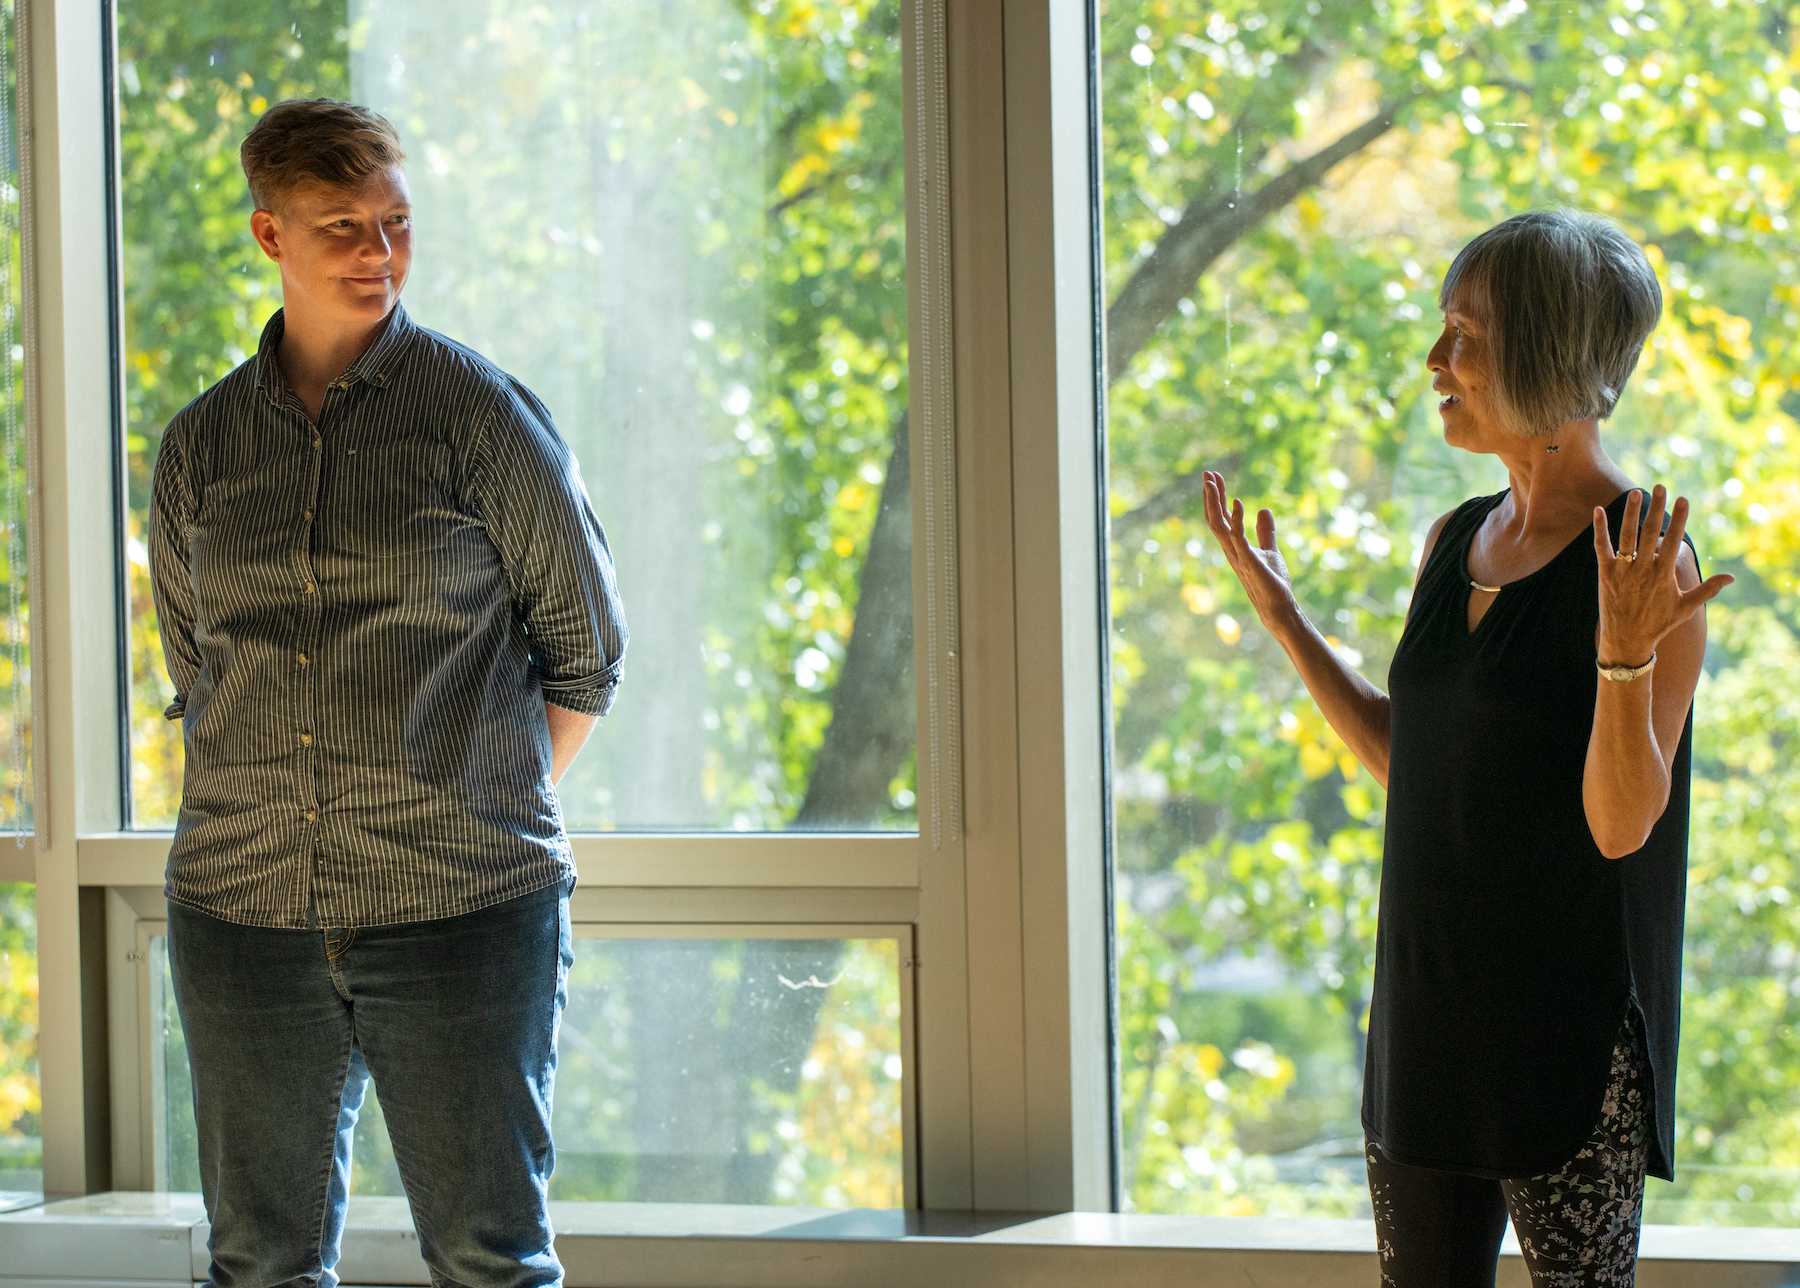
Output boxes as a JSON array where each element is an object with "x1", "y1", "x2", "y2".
[
  {"x1": 1001, "y1": 0, "x2": 1111, "y2": 1212},
  {"x1": 930, "y1": 0, "x2": 1111, "y2": 1214}
]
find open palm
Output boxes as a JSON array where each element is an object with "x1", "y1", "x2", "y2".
[{"x1": 1201, "y1": 470, "x2": 1297, "y2": 628}]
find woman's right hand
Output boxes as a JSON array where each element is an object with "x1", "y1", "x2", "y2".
[{"x1": 1201, "y1": 470, "x2": 1299, "y2": 631}]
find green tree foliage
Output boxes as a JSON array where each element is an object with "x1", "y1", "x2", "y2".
[
  {"x1": 0, "y1": 883, "x2": 36, "y2": 1190},
  {"x1": 118, "y1": 0, "x2": 352, "y2": 824}
]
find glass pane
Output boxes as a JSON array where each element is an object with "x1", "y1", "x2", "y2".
[
  {"x1": 119, "y1": 1, "x2": 915, "y2": 833},
  {"x1": 0, "y1": 0, "x2": 29, "y2": 836},
  {"x1": 0, "y1": 884, "x2": 39, "y2": 1204},
  {"x1": 153, "y1": 932, "x2": 904, "y2": 1207},
  {"x1": 1098, "y1": 1, "x2": 1800, "y2": 1224},
  {"x1": 555, "y1": 935, "x2": 904, "y2": 1204}
]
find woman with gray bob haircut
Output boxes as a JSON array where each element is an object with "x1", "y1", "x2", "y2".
[
  {"x1": 1440, "y1": 210, "x2": 1665, "y2": 438},
  {"x1": 1204, "y1": 209, "x2": 1733, "y2": 1285}
]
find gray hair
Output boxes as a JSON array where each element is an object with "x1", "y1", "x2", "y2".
[{"x1": 1438, "y1": 210, "x2": 1662, "y2": 437}]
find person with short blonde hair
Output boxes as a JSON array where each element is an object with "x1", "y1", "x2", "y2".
[
  {"x1": 149, "y1": 97, "x2": 626, "y2": 1286},
  {"x1": 1204, "y1": 210, "x2": 1732, "y2": 1284}
]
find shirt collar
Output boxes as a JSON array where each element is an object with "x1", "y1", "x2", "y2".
[{"x1": 253, "y1": 300, "x2": 418, "y2": 405}]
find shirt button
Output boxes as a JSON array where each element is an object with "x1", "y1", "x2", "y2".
[
  {"x1": 301, "y1": 581, "x2": 316, "y2": 595},
  {"x1": 296, "y1": 652, "x2": 310, "y2": 666},
  {"x1": 299, "y1": 732, "x2": 313, "y2": 747},
  {"x1": 302, "y1": 509, "x2": 314, "y2": 521},
  {"x1": 302, "y1": 808, "x2": 318, "y2": 823},
  {"x1": 311, "y1": 434, "x2": 322, "y2": 449}
]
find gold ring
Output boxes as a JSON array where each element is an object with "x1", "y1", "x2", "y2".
[{"x1": 1624, "y1": 551, "x2": 1638, "y2": 562}]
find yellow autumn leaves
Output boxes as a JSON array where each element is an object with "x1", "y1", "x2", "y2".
[
  {"x1": 776, "y1": 92, "x2": 876, "y2": 203},
  {"x1": 0, "y1": 934, "x2": 37, "y2": 1144},
  {"x1": 1175, "y1": 578, "x2": 1361, "y2": 780}
]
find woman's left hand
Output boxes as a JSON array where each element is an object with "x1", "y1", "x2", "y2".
[{"x1": 1592, "y1": 485, "x2": 1734, "y2": 663}]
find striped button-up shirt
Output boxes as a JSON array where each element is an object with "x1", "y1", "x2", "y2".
[{"x1": 148, "y1": 302, "x2": 627, "y2": 929}]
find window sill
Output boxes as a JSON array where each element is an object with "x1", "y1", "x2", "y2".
[{"x1": 1, "y1": 1194, "x2": 1796, "y2": 1287}]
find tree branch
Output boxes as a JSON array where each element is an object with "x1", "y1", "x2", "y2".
[
  {"x1": 768, "y1": 159, "x2": 898, "y2": 220},
  {"x1": 1105, "y1": 96, "x2": 1415, "y2": 386},
  {"x1": 1103, "y1": 100, "x2": 1416, "y2": 540},
  {"x1": 1156, "y1": 33, "x2": 1338, "y2": 220},
  {"x1": 1112, "y1": 450, "x2": 1243, "y2": 544}
]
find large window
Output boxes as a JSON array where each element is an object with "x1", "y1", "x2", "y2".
[
  {"x1": 1098, "y1": 0, "x2": 1800, "y2": 1226},
  {"x1": 110, "y1": 0, "x2": 918, "y2": 1213},
  {"x1": 3, "y1": 0, "x2": 1799, "y2": 1270},
  {"x1": 118, "y1": 0, "x2": 915, "y2": 834}
]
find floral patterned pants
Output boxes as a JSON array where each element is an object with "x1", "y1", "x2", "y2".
[{"x1": 1365, "y1": 1010, "x2": 1652, "y2": 1287}]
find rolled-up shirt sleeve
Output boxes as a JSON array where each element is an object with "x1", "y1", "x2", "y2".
[
  {"x1": 470, "y1": 377, "x2": 629, "y2": 716},
  {"x1": 147, "y1": 416, "x2": 203, "y2": 721}
]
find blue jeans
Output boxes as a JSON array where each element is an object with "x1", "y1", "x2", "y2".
[{"x1": 168, "y1": 879, "x2": 574, "y2": 1288}]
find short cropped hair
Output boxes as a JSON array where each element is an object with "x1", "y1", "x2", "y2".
[
  {"x1": 1438, "y1": 210, "x2": 1662, "y2": 437},
  {"x1": 239, "y1": 98, "x2": 406, "y2": 212}
]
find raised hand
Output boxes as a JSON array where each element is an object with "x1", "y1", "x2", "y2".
[
  {"x1": 1591, "y1": 485, "x2": 1734, "y2": 663},
  {"x1": 1201, "y1": 470, "x2": 1299, "y2": 630}
]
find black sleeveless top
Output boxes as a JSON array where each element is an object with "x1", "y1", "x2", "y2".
[{"x1": 1363, "y1": 487, "x2": 1693, "y2": 1181}]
